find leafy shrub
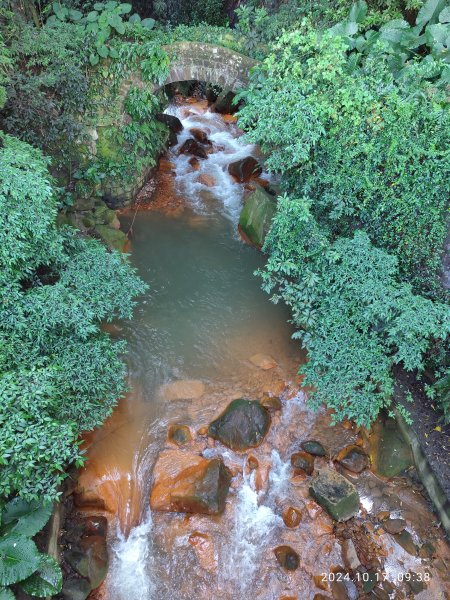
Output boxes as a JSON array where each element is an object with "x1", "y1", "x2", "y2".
[
  {"x1": 1, "y1": 19, "x2": 89, "y2": 171},
  {"x1": 237, "y1": 24, "x2": 450, "y2": 298},
  {"x1": 0, "y1": 134, "x2": 146, "y2": 500},
  {"x1": 260, "y1": 196, "x2": 450, "y2": 426},
  {"x1": 0, "y1": 497, "x2": 62, "y2": 598}
]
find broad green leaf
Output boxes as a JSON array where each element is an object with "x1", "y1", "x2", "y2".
[
  {"x1": 118, "y1": 3, "x2": 132, "y2": 14},
  {"x1": 97, "y1": 45, "x2": 109, "y2": 58},
  {"x1": 89, "y1": 53, "x2": 100, "y2": 66},
  {"x1": 105, "y1": 1, "x2": 119, "y2": 9},
  {"x1": 349, "y1": 0, "x2": 368, "y2": 24},
  {"x1": 416, "y1": 0, "x2": 447, "y2": 26},
  {"x1": 3, "y1": 498, "x2": 53, "y2": 537},
  {"x1": 0, "y1": 587, "x2": 15, "y2": 600},
  {"x1": 93, "y1": 2, "x2": 105, "y2": 9},
  {"x1": 439, "y1": 7, "x2": 450, "y2": 23},
  {"x1": 330, "y1": 20, "x2": 359, "y2": 37},
  {"x1": 0, "y1": 537, "x2": 40, "y2": 586},
  {"x1": 19, "y1": 555, "x2": 62, "y2": 598},
  {"x1": 141, "y1": 18, "x2": 156, "y2": 30},
  {"x1": 86, "y1": 10, "x2": 99, "y2": 22},
  {"x1": 86, "y1": 21, "x2": 99, "y2": 34},
  {"x1": 109, "y1": 47, "x2": 119, "y2": 58},
  {"x1": 69, "y1": 9, "x2": 83, "y2": 21},
  {"x1": 129, "y1": 13, "x2": 141, "y2": 23}
]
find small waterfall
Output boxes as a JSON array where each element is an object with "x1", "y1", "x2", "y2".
[
  {"x1": 221, "y1": 468, "x2": 282, "y2": 593},
  {"x1": 107, "y1": 513, "x2": 155, "y2": 600}
]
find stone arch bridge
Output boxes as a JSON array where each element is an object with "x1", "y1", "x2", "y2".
[
  {"x1": 157, "y1": 42, "x2": 258, "y2": 91},
  {"x1": 98, "y1": 42, "x2": 258, "y2": 203}
]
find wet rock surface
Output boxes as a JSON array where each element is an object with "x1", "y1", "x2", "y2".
[
  {"x1": 336, "y1": 445, "x2": 369, "y2": 473},
  {"x1": 274, "y1": 545, "x2": 300, "y2": 571},
  {"x1": 228, "y1": 156, "x2": 262, "y2": 183},
  {"x1": 301, "y1": 440, "x2": 328, "y2": 457},
  {"x1": 150, "y1": 450, "x2": 231, "y2": 514},
  {"x1": 208, "y1": 398, "x2": 271, "y2": 451},
  {"x1": 179, "y1": 138, "x2": 208, "y2": 159},
  {"x1": 291, "y1": 451, "x2": 315, "y2": 475},
  {"x1": 167, "y1": 424, "x2": 192, "y2": 445},
  {"x1": 239, "y1": 186, "x2": 276, "y2": 248},
  {"x1": 310, "y1": 469, "x2": 360, "y2": 521}
]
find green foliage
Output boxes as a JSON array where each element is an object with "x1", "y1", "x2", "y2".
[
  {"x1": 238, "y1": 4, "x2": 450, "y2": 423},
  {"x1": 260, "y1": 196, "x2": 450, "y2": 426},
  {"x1": 47, "y1": 1, "x2": 156, "y2": 64},
  {"x1": 238, "y1": 26, "x2": 450, "y2": 298},
  {"x1": 0, "y1": 134, "x2": 146, "y2": 500},
  {"x1": 0, "y1": 35, "x2": 10, "y2": 109},
  {"x1": 153, "y1": 0, "x2": 227, "y2": 26},
  {"x1": 432, "y1": 371, "x2": 450, "y2": 422},
  {"x1": 1, "y1": 19, "x2": 89, "y2": 171},
  {"x1": 0, "y1": 496, "x2": 62, "y2": 598}
]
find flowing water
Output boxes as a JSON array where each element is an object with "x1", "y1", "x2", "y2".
[{"x1": 76, "y1": 98, "x2": 450, "y2": 600}]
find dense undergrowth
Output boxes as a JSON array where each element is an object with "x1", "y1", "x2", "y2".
[{"x1": 0, "y1": 1, "x2": 449, "y2": 594}]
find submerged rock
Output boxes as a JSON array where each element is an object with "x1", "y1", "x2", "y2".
[
  {"x1": 282, "y1": 506, "x2": 302, "y2": 528},
  {"x1": 161, "y1": 379, "x2": 205, "y2": 401},
  {"x1": 342, "y1": 538, "x2": 360, "y2": 571},
  {"x1": 250, "y1": 353, "x2": 277, "y2": 370},
  {"x1": 179, "y1": 138, "x2": 208, "y2": 159},
  {"x1": 229, "y1": 156, "x2": 262, "y2": 183},
  {"x1": 336, "y1": 445, "x2": 369, "y2": 473},
  {"x1": 291, "y1": 451, "x2": 315, "y2": 475},
  {"x1": 188, "y1": 532, "x2": 217, "y2": 573},
  {"x1": 274, "y1": 545, "x2": 300, "y2": 571},
  {"x1": 150, "y1": 450, "x2": 231, "y2": 514},
  {"x1": 208, "y1": 399, "x2": 271, "y2": 451},
  {"x1": 168, "y1": 424, "x2": 192, "y2": 446},
  {"x1": 383, "y1": 518, "x2": 406, "y2": 535},
  {"x1": 260, "y1": 394, "x2": 282, "y2": 411},
  {"x1": 198, "y1": 173, "x2": 216, "y2": 187},
  {"x1": 239, "y1": 186, "x2": 276, "y2": 248},
  {"x1": 310, "y1": 469, "x2": 360, "y2": 521}
]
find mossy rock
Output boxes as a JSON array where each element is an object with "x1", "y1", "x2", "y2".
[
  {"x1": 310, "y1": 469, "x2": 360, "y2": 521},
  {"x1": 239, "y1": 186, "x2": 276, "y2": 248},
  {"x1": 369, "y1": 416, "x2": 413, "y2": 478},
  {"x1": 95, "y1": 225, "x2": 127, "y2": 252},
  {"x1": 96, "y1": 126, "x2": 121, "y2": 162},
  {"x1": 93, "y1": 203, "x2": 116, "y2": 225}
]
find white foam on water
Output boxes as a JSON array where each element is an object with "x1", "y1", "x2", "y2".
[
  {"x1": 268, "y1": 449, "x2": 291, "y2": 500},
  {"x1": 107, "y1": 513, "x2": 155, "y2": 600},
  {"x1": 165, "y1": 105, "x2": 262, "y2": 224},
  {"x1": 221, "y1": 469, "x2": 282, "y2": 593}
]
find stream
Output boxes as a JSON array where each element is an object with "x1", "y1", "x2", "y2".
[{"x1": 74, "y1": 98, "x2": 450, "y2": 600}]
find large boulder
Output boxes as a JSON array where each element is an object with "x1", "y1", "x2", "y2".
[
  {"x1": 179, "y1": 138, "x2": 208, "y2": 159},
  {"x1": 94, "y1": 224, "x2": 127, "y2": 252},
  {"x1": 369, "y1": 416, "x2": 412, "y2": 478},
  {"x1": 156, "y1": 113, "x2": 183, "y2": 146},
  {"x1": 150, "y1": 450, "x2": 231, "y2": 514},
  {"x1": 228, "y1": 156, "x2": 262, "y2": 183},
  {"x1": 212, "y1": 89, "x2": 236, "y2": 114},
  {"x1": 208, "y1": 399, "x2": 271, "y2": 451},
  {"x1": 239, "y1": 186, "x2": 276, "y2": 248},
  {"x1": 309, "y1": 469, "x2": 360, "y2": 522}
]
